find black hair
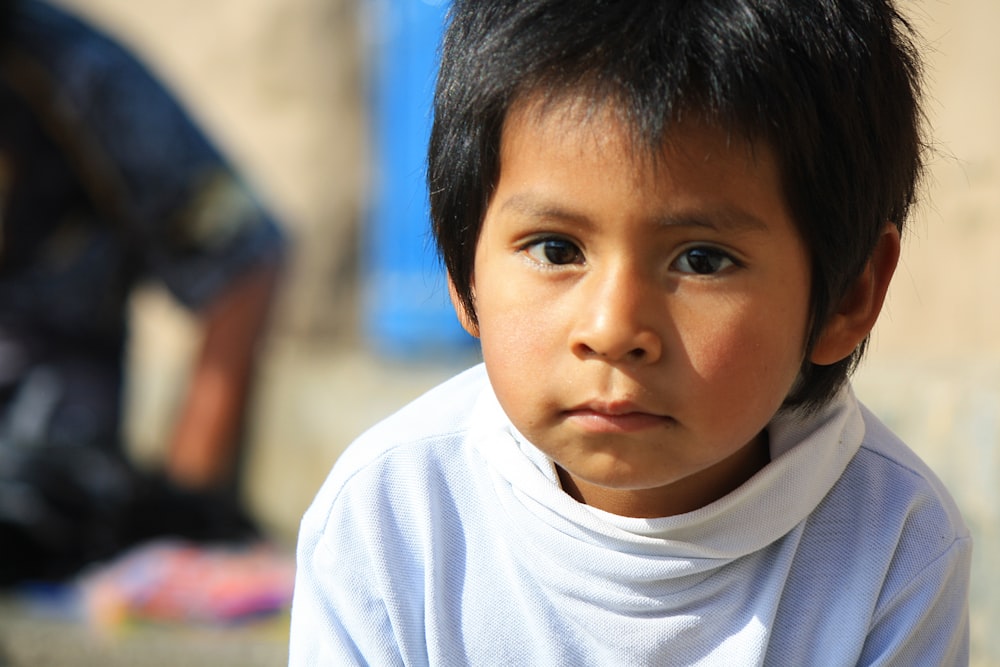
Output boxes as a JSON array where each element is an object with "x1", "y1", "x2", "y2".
[{"x1": 428, "y1": 0, "x2": 924, "y2": 411}]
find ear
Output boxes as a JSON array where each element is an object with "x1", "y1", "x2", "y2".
[
  {"x1": 810, "y1": 223, "x2": 900, "y2": 366},
  {"x1": 448, "y1": 277, "x2": 480, "y2": 338}
]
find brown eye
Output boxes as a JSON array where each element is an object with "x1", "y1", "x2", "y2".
[
  {"x1": 673, "y1": 247, "x2": 734, "y2": 275},
  {"x1": 525, "y1": 238, "x2": 583, "y2": 265}
]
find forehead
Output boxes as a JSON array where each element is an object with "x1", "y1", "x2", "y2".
[
  {"x1": 501, "y1": 90, "x2": 774, "y2": 183},
  {"x1": 495, "y1": 93, "x2": 788, "y2": 223},
  {"x1": 502, "y1": 93, "x2": 646, "y2": 166}
]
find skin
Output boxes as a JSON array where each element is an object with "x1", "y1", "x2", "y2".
[
  {"x1": 455, "y1": 97, "x2": 899, "y2": 518},
  {"x1": 167, "y1": 260, "x2": 281, "y2": 490}
]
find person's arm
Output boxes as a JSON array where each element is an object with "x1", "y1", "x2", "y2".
[
  {"x1": 289, "y1": 483, "x2": 413, "y2": 667},
  {"x1": 165, "y1": 259, "x2": 281, "y2": 490},
  {"x1": 858, "y1": 535, "x2": 972, "y2": 666}
]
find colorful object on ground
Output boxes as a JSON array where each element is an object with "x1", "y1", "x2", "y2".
[{"x1": 78, "y1": 539, "x2": 295, "y2": 631}]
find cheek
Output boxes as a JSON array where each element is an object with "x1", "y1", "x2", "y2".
[
  {"x1": 679, "y1": 300, "x2": 807, "y2": 398},
  {"x1": 476, "y1": 267, "x2": 563, "y2": 350},
  {"x1": 480, "y1": 317, "x2": 554, "y2": 386},
  {"x1": 476, "y1": 286, "x2": 556, "y2": 380},
  {"x1": 478, "y1": 310, "x2": 557, "y2": 433}
]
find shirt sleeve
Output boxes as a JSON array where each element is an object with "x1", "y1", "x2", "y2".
[
  {"x1": 859, "y1": 534, "x2": 972, "y2": 666},
  {"x1": 288, "y1": 474, "x2": 416, "y2": 667}
]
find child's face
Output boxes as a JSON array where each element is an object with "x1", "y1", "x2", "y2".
[{"x1": 462, "y1": 98, "x2": 813, "y2": 518}]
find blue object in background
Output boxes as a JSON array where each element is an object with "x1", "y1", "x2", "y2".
[{"x1": 363, "y1": 0, "x2": 475, "y2": 359}]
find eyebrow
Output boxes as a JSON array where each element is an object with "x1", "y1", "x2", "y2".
[{"x1": 498, "y1": 192, "x2": 770, "y2": 234}]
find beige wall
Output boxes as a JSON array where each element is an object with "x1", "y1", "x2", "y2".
[{"x1": 873, "y1": 2, "x2": 1000, "y2": 362}]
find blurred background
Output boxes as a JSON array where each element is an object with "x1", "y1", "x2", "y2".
[{"x1": 1, "y1": 0, "x2": 996, "y2": 664}]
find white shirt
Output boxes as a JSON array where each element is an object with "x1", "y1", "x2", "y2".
[{"x1": 289, "y1": 364, "x2": 970, "y2": 666}]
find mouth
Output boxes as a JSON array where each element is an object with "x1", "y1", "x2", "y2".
[{"x1": 562, "y1": 402, "x2": 674, "y2": 434}]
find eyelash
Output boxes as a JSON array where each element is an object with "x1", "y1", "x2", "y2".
[
  {"x1": 672, "y1": 246, "x2": 738, "y2": 275},
  {"x1": 521, "y1": 236, "x2": 584, "y2": 266},
  {"x1": 521, "y1": 236, "x2": 738, "y2": 276}
]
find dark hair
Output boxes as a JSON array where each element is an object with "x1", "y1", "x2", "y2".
[
  {"x1": 0, "y1": 1, "x2": 16, "y2": 39},
  {"x1": 428, "y1": 0, "x2": 924, "y2": 411}
]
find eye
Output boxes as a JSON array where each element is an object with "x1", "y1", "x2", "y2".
[
  {"x1": 523, "y1": 237, "x2": 584, "y2": 266},
  {"x1": 673, "y1": 247, "x2": 736, "y2": 275}
]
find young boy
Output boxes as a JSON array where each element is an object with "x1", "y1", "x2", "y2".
[{"x1": 290, "y1": 0, "x2": 971, "y2": 664}]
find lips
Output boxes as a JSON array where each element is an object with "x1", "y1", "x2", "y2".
[{"x1": 562, "y1": 401, "x2": 673, "y2": 434}]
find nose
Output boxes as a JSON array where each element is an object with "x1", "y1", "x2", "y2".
[{"x1": 569, "y1": 264, "x2": 663, "y2": 364}]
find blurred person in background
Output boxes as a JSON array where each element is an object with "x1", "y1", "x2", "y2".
[{"x1": 0, "y1": 0, "x2": 286, "y2": 584}]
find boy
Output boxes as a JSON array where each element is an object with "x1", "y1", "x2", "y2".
[{"x1": 290, "y1": 0, "x2": 971, "y2": 664}]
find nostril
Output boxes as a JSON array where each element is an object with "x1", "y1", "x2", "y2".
[{"x1": 570, "y1": 321, "x2": 662, "y2": 363}]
